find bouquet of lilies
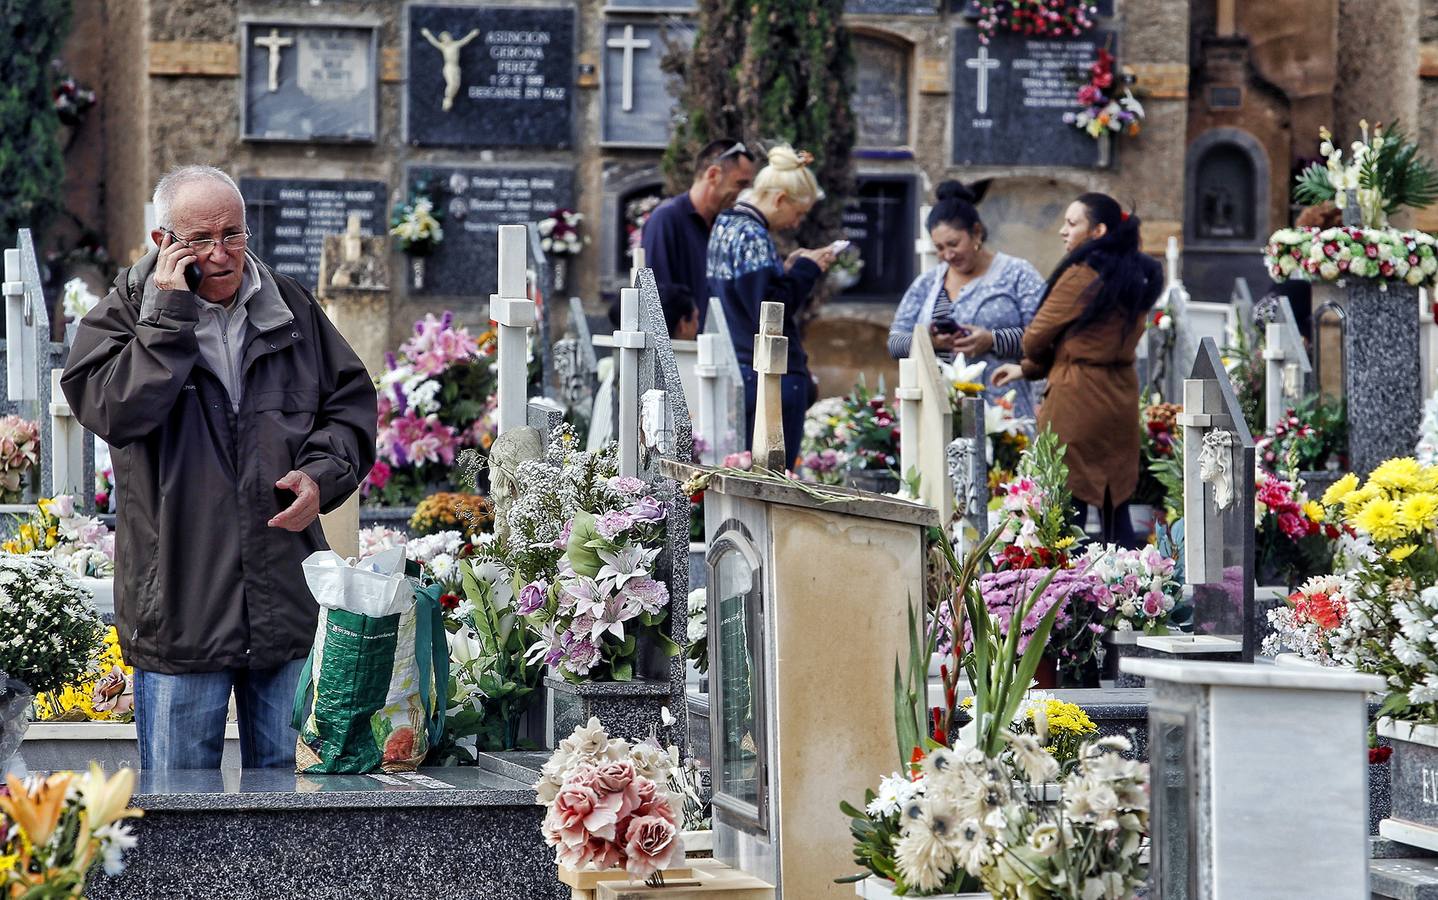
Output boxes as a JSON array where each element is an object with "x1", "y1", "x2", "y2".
[
  {"x1": 1, "y1": 765, "x2": 143, "y2": 895},
  {"x1": 390, "y1": 194, "x2": 444, "y2": 255}
]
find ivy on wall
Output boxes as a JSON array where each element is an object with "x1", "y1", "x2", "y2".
[{"x1": 0, "y1": 0, "x2": 73, "y2": 250}]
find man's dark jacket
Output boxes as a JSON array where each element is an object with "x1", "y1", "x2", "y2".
[{"x1": 61, "y1": 251, "x2": 377, "y2": 674}]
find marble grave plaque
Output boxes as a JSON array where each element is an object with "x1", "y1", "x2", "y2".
[
  {"x1": 241, "y1": 178, "x2": 387, "y2": 289},
  {"x1": 950, "y1": 27, "x2": 1117, "y2": 168},
  {"x1": 601, "y1": 19, "x2": 693, "y2": 147},
  {"x1": 839, "y1": 177, "x2": 916, "y2": 300},
  {"x1": 407, "y1": 5, "x2": 575, "y2": 148},
  {"x1": 853, "y1": 34, "x2": 911, "y2": 149},
  {"x1": 406, "y1": 165, "x2": 575, "y2": 297},
  {"x1": 242, "y1": 23, "x2": 377, "y2": 142}
]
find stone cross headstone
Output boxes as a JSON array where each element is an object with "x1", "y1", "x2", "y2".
[
  {"x1": 948, "y1": 396, "x2": 990, "y2": 554},
  {"x1": 1144, "y1": 338, "x2": 1256, "y2": 660},
  {"x1": 614, "y1": 286, "x2": 647, "y2": 477},
  {"x1": 606, "y1": 24, "x2": 650, "y2": 112},
  {"x1": 47, "y1": 369, "x2": 84, "y2": 498},
  {"x1": 2, "y1": 241, "x2": 39, "y2": 403},
  {"x1": 895, "y1": 323, "x2": 953, "y2": 518},
  {"x1": 1229, "y1": 276, "x2": 1254, "y2": 341},
  {"x1": 1260, "y1": 295, "x2": 1311, "y2": 431},
  {"x1": 634, "y1": 267, "x2": 693, "y2": 476},
  {"x1": 490, "y1": 224, "x2": 535, "y2": 435},
  {"x1": 525, "y1": 221, "x2": 557, "y2": 402},
  {"x1": 751, "y1": 302, "x2": 788, "y2": 472},
  {"x1": 694, "y1": 300, "x2": 746, "y2": 465}
]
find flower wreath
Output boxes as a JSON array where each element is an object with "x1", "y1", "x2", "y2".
[{"x1": 972, "y1": 0, "x2": 1100, "y2": 44}]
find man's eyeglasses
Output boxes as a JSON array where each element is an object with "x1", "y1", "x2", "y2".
[
  {"x1": 164, "y1": 229, "x2": 250, "y2": 256},
  {"x1": 716, "y1": 141, "x2": 754, "y2": 163}
]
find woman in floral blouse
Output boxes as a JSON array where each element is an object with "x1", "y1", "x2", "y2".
[
  {"x1": 707, "y1": 143, "x2": 835, "y2": 466},
  {"x1": 888, "y1": 180, "x2": 1046, "y2": 421}
]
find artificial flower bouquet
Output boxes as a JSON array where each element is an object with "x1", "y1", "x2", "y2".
[
  {"x1": 1079, "y1": 542, "x2": 1181, "y2": 635},
  {"x1": 1291, "y1": 120, "x2": 1438, "y2": 230},
  {"x1": 3, "y1": 494, "x2": 115, "y2": 579},
  {"x1": 472, "y1": 426, "x2": 677, "y2": 683},
  {"x1": 410, "y1": 492, "x2": 493, "y2": 540},
  {"x1": 31, "y1": 626, "x2": 133, "y2": 723},
  {"x1": 536, "y1": 718, "x2": 686, "y2": 884},
  {"x1": 0, "y1": 554, "x2": 103, "y2": 697},
  {"x1": 625, "y1": 195, "x2": 661, "y2": 263},
  {"x1": 1, "y1": 764, "x2": 143, "y2": 895},
  {"x1": 1316, "y1": 458, "x2": 1438, "y2": 720},
  {"x1": 1264, "y1": 226, "x2": 1438, "y2": 291},
  {"x1": 1261, "y1": 575, "x2": 1351, "y2": 666},
  {"x1": 61, "y1": 277, "x2": 101, "y2": 324},
  {"x1": 1133, "y1": 401, "x2": 1180, "y2": 510},
  {"x1": 797, "y1": 380, "x2": 901, "y2": 482},
  {"x1": 971, "y1": 0, "x2": 1098, "y2": 44},
  {"x1": 1067, "y1": 48, "x2": 1144, "y2": 141},
  {"x1": 992, "y1": 429, "x2": 1084, "y2": 566},
  {"x1": 1257, "y1": 398, "x2": 1347, "y2": 475},
  {"x1": 538, "y1": 208, "x2": 587, "y2": 257},
  {"x1": 368, "y1": 312, "x2": 498, "y2": 506},
  {"x1": 1255, "y1": 468, "x2": 1336, "y2": 589},
  {"x1": 0, "y1": 415, "x2": 40, "y2": 504},
  {"x1": 390, "y1": 194, "x2": 444, "y2": 255}
]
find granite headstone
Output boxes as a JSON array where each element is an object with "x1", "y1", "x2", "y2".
[
  {"x1": 853, "y1": 33, "x2": 911, "y2": 149},
  {"x1": 407, "y1": 5, "x2": 575, "y2": 148},
  {"x1": 241, "y1": 177, "x2": 387, "y2": 290},
  {"x1": 405, "y1": 165, "x2": 575, "y2": 298},
  {"x1": 601, "y1": 19, "x2": 693, "y2": 147},
  {"x1": 242, "y1": 23, "x2": 377, "y2": 142},
  {"x1": 839, "y1": 177, "x2": 917, "y2": 300},
  {"x1": 951, "y1": 27, "x2": 1117, "y2": 167}
]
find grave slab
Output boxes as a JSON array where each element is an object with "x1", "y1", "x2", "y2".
[
  {"x1": 241, "y1": 177, "x2": 387, "y2": 291},
  {"x1": 86, "y1": 759, "x2": 565, "y2": 900},
  {"x1": 407, "y1": 5, "x2": 575, "y2": 148},
  {"x1": 241, "y1": 22, "x2": 378, "y2": 142}
]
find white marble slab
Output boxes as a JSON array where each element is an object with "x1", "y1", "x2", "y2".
[
  {"x1": 1122, "y1": 657, "x2": 1384, "y2": 693},
  {"x1": 1136, "y1": 634, "x2": 1242, "y2": 654}
]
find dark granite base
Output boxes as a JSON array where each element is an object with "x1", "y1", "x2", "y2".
[
  {"x1": 548, "y1": 675, "x2": 682, "y2": 749},
  {"x1": 86, "y1": 759, "x2": 564, "y2": 900},
  {"x1": 1372, "y1": 857, "x2": 1438, "y2": 899}
]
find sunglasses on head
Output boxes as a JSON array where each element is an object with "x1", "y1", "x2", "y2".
[{"x1": 716, "y1": 141, "x2": 754, "y2": 163}]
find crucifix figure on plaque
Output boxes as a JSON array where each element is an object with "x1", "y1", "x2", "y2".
[
  {"x1": 751, "y1": 302, "x2": 788, "y2": 473},
  {"x1": 490, "y1": 224, "x2": 536, "y2": 435},
  {"x1": 421, "y1": 27, "x2": 481, "y2": 112},
  {"x1": 965, "y1": 46, "x2": 1000, "y2": 115},
  {"x1": 253, "y1": 27, "x2": 294, "y2": 94},
  {"x1": 606, "y1": 24, "x2": 652, "y2": 113}
]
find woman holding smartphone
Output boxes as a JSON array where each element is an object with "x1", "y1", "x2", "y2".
[
  {"x1": 991, "y1": 193, "x2": 1164, "y2": 546},
  {"x1": 888, "y1": 180, "x2": 1045, "y2": 420},
  {"x1": 708, "y1": 143, "x2": 834, "y2": 467}
]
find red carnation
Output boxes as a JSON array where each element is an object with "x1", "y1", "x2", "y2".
[
  {"x1": 1370, "y1": 745, "x2": 1392, "y2": 765},
  {"x1": 439, "y1": 592, "x2": 461, "y2": 611}
]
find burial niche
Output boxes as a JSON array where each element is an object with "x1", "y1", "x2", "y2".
[
  {"x1": 1193, "y1": 141, "x2": 1256, "y2": 241},
  {"x1": 852, "y1": 31, "x2": 912, "y2": 150}
]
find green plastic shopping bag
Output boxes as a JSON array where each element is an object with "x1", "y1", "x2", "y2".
[{"x1": 292, "y1": 550, "x2": 449, "y2": 774}]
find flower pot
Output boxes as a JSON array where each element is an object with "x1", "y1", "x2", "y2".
[
  {"x1": 853, "y1": 878, "x2": 990, "y2": 899},
  {"x1": 411, "y1": 256, "x2": 425, "y2": 290},
  {"x1": 77, "y1": 576, "x2": 113, "y2": 616},
  {"x1": 681, "y1": 829, "x2": 712, "y2": 857},
  {"x1": 558, "y1": 865, "x2": 695, "y2": 899},
  {"x1": 1033, "y1": 655, "x2": 1058, "y2": 690},
  {"x1": 1378, "y1": 718, "x2": 1438, "y2": 852}
]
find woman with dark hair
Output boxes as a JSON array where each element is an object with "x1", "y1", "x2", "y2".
[
  {"x1": 889, "y1": 180, "x2": 1045, "y2": 420},
  {"x1": 992, "y1": 192, "x2": 1165, "y2": 545}
]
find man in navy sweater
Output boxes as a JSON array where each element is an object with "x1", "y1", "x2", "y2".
[{"x1": 640, "y1": 139, "x2": 756, "y2": 328}]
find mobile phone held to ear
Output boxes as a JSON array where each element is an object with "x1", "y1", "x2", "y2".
[{"x1": 184, "y1": 263, "x2": 203, "y2": 293}]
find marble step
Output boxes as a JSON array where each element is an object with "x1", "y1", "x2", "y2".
[{"x1": 1372, "y1": 858, "x2": 1438, "y2": 899}]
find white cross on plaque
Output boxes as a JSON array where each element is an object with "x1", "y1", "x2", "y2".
[
  {"x1": 253, "y1": 27, "x2": 294, "y2": 93},
  {"x1": 965, "y1": 46, "x2": 1000, "y2": 115},
  {"x1": 607, "y1": 24, "x2": 652, "y2": 113}
]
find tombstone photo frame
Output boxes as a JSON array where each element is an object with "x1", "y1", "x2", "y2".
[{"x1": 241, "y1": 19, "x2": 379, "y2": 143}]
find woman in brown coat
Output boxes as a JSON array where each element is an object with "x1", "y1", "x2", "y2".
[{"x1": 992, "y1": 193, "x2": 1164, "y2": 546}]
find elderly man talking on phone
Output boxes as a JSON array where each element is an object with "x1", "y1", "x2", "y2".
[{"x1": 61, "y1": 165, "x2": 377, "y2": 770}]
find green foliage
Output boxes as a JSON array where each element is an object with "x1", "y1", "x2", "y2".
[
  {"x1": 1150, "y1": 432, "x2": 1185, "y2": 520},
  {"x1": 1016, "y1": 427, "x2": 1084, "y2": 550},
  {"x1": 1362, "y1": 122, "x2": 1438, "y2": 214},
  {"x1": 1293, "y1": 162, "x2": 1338, "y2": 208},
  {"x1": 0, "y1": 0, "x2": 72, "y2": 250},
  {"x1": 664, "y1": 0, "x2": 856, "y2": 250}
]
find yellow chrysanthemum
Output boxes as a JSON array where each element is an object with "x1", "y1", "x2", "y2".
[
  {"x1": 1371, "y1": 457, "x2": 1424, "y2": 493},
  {"x1": 1401, "y1": 493, "x2": 1438, "y2": 534},
  {"x1": 1421, "y1": 467, "x2": 1438, "y2": 493},
  {"x1": 1390, "y1": 544, "x2": 1419, "y2": 562},
  {"x1": 1342, "y1": 484, "x2": 1382, "y2": 514},
  {"x1": 1321, "y1": 473, "x2": 1359, "y2": 507},
  {"x1": 1303, "y1": 500, "x2": 1325, "y2": 523},
  {"x1": 1055, "y1": 536, "x2": 1076, "y2": 550},
  {"x1": 1353, "y1": 497, "x2": 1407, "y2": 542}
]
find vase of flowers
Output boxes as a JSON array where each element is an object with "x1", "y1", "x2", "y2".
[
  {"x1": 0, "y1": 415, "x2": 40, "y2": 506},
  {"x1": 1066, "y1": 48, "x2": 1143, "y2": 154},
  {"x1": 538, "y1": 208, "x2": 587, "y2": 293},
  {"x1": 3, "y1": 495, "x2": 116, "y2": 580},
  {"x1": 390, "y1": 193, "x2": 445, "y2": 290},
  {"x1": 969, "y1": 0, "x2": 1099, "y2": 43},
  {"x1": 0, "y1": 555, "x2": 104, "y2": 709},
  {"x1": 0, "y1": 762, "x2": 144, "y2": 893}
]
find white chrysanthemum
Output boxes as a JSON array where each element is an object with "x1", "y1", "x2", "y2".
[{"x1": 894, "y1": 822, "x2": 955, "y2": 893}]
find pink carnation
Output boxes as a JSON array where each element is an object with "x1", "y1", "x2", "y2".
[{"x1": 622, "y1": 815, "x2": 684, "y2": 879}]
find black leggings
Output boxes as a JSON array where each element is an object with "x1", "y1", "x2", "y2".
[{"x1": 1071, "y1": 492, "x2": 1138, "y2": 549}]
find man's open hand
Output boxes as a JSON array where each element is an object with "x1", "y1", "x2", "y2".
[{"x1": 268, "y1": 470, "x2": 321, "y2": 532}]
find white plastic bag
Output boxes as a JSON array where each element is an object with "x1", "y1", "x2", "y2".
[{"x1": 301, "y1": 548, "x2": 413, "y2": 618}]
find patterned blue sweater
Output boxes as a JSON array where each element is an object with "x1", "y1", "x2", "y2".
[{"x1": 706, "y1": 203, "x2": 822, "y2": 372}]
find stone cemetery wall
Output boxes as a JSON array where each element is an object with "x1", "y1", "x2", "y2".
[{"x1": 62, "y1": 0, "x2": 1433, "y2": 393}]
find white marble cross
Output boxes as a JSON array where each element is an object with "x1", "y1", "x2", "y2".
[
  {"x1": 895, "y1": 323, "x2": 953, "y2": 517},
  {"x1": 254, "y1": 27, "x2": 294, "y2": 93},
  {"x1": 965, "y1": 46, "x2": 1000, "y2": 115},
  {"x1": 2, "y1": 243, "x2": 37, "y2": 403},
  {"x1": 607, "y1": 25, "x2": 652, "y2": 113},
  {"x1": 1179, "y1": 376, "x2": 1232, "y2": 585},
  {"x1": 751, "y1": 302, "x2": 788, "y2": 472},
  {"x1": 629, "y1": 245, "x2": 646, "y2": 288},
  {"x1": 1262, "y1": 297, "x2": 1311, "y2": 430},
  {"x1": 48, "y1": 369, "x2": 84, "y2": 497},
  {"x1": 694, "y1": 333, "x2": 723, "y2": 465},
  {"x1": 490, "y1": 224, "x2": 536, "y2": 434},
  {"x1": 614, "y1": 285, "x2": 649, "y2": 476}
]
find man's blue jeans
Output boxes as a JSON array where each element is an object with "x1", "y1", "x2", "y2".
[{"x1": 134, "y1": 658, "x2": 306, "y2": 770}]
